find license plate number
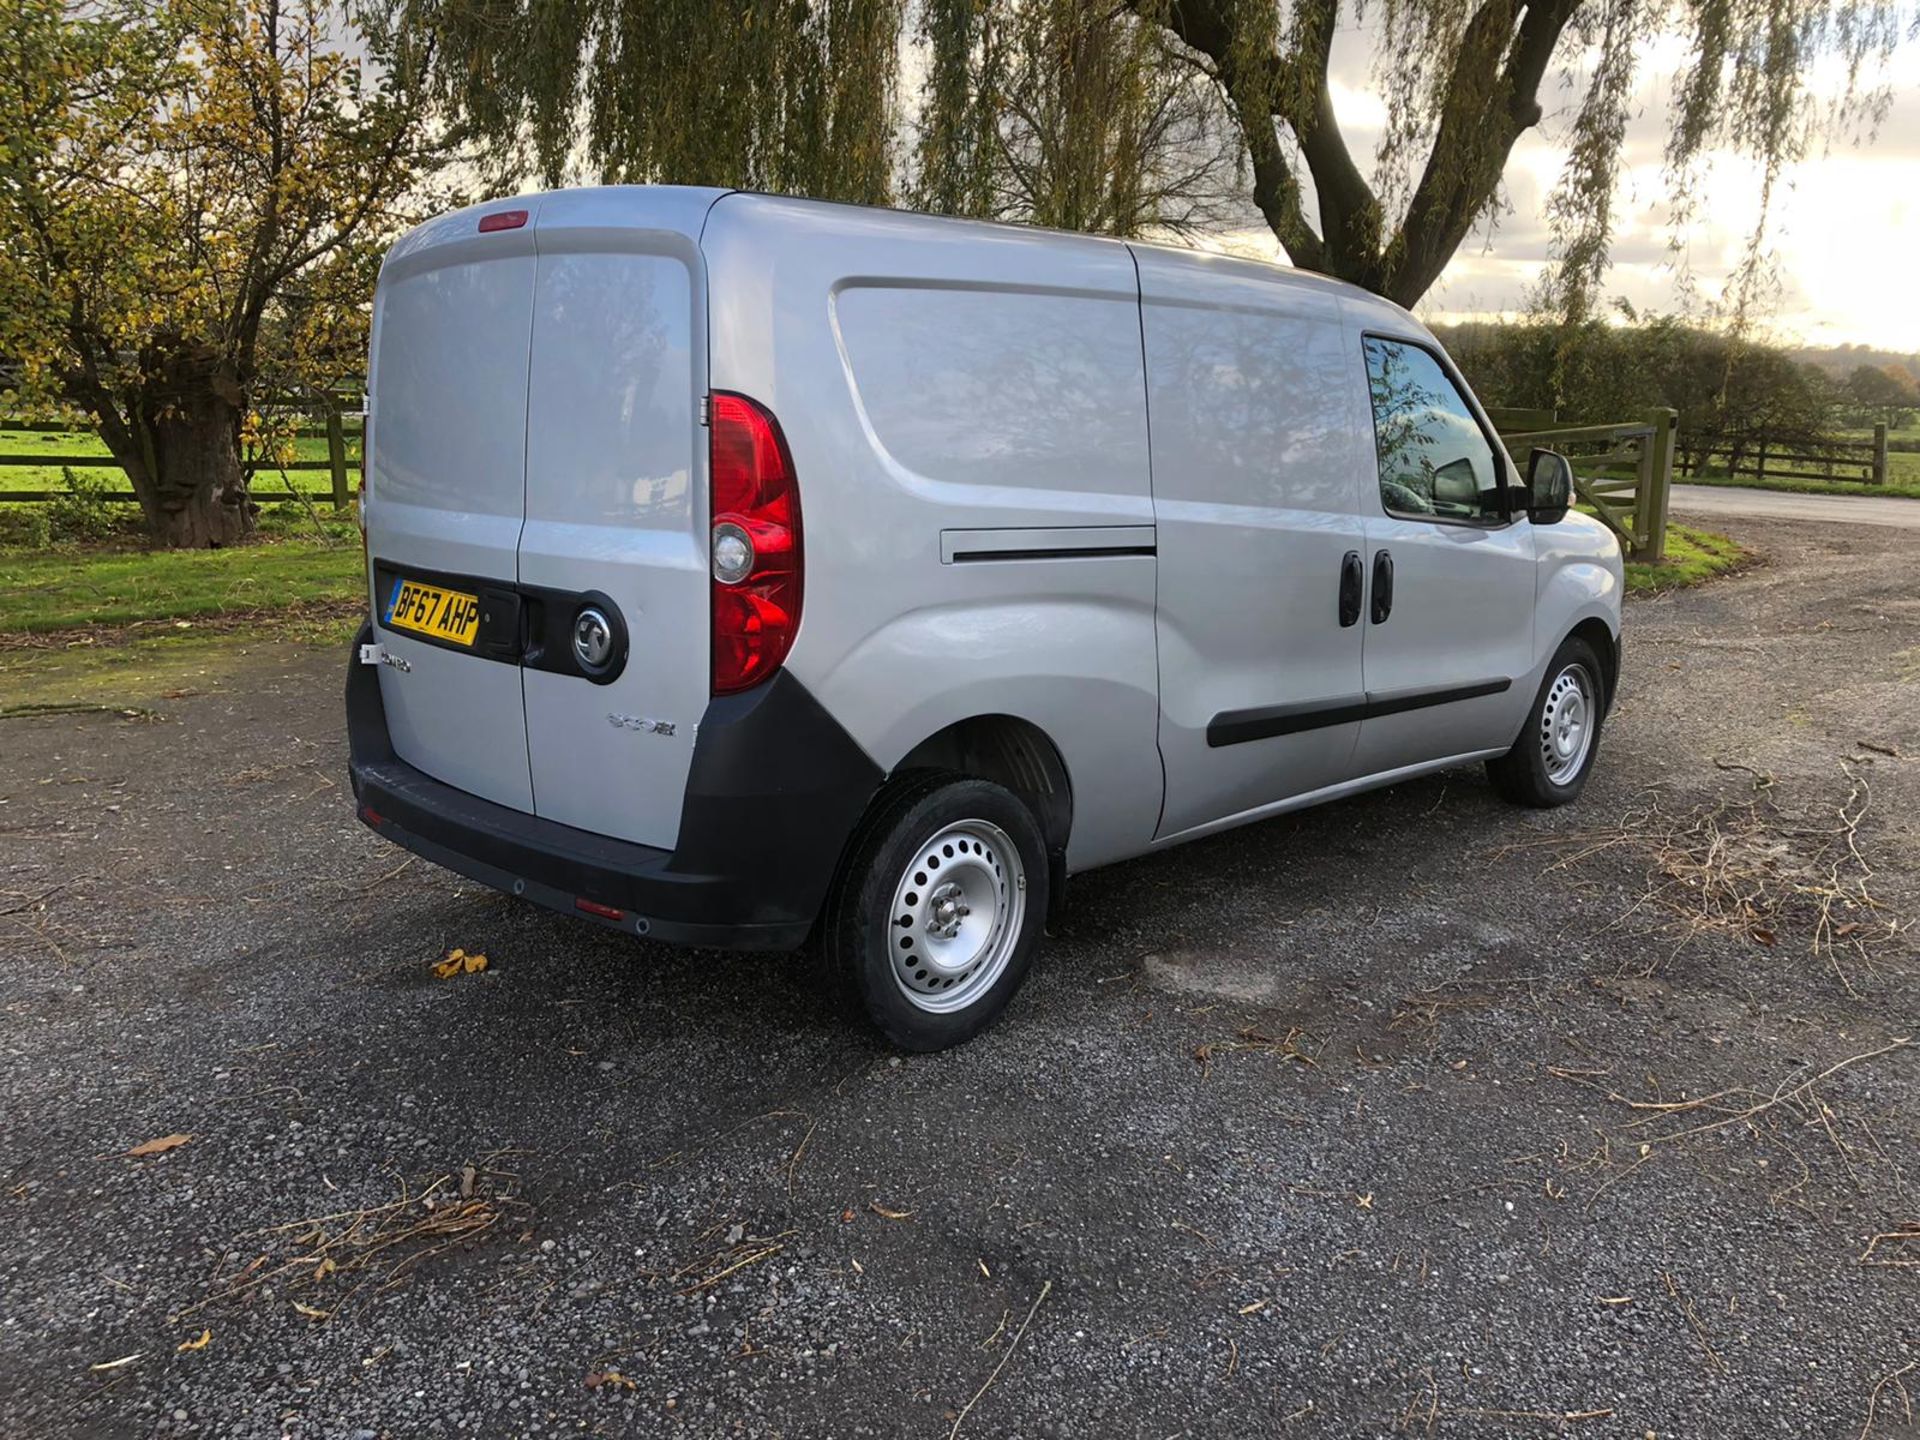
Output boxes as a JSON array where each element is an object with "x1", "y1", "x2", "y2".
[{"x1": 384, "y1": 578, "x2": 482, "y2": 647}]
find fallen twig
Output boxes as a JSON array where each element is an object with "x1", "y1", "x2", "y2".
[
  {"x1": 1860, "y1": 1360, "x2": 1917, "y2": 1439},
  {"x1": 1859, "y1": 1225, "x2": 1920, "y2": 1267},
  {"x1": 1194, "y1": 1026, "x2": 1318, "y2": 1076},
  {"x1": 1662, "y1": 1269, "x2": 1727, "y2": 1375},
  {"x1": 1641, "y1": 1037, "x2": 1910, "y2": 1149},
  {"x1": 0, "y1": 878, "x2": 87, "y2": 917},
  {"x1": 950, "y1": 1278, "x2": 1051, "y2": 1438}
]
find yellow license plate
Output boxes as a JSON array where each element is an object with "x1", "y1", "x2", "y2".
[{"x1": 384, "y1": 578, "x2": 482, "y2": 646}]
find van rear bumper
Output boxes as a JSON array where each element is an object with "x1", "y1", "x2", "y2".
[{"x1": 346, "y1": 623, "x2": 883, "y2": 951}]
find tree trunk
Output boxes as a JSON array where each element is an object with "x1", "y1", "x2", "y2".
[
  {"x1": 145, "y1": 397, "x2": 255, "y2": 547},
  {"x1": 122, "y1": 342, "x2": 257, "y2": 548}
]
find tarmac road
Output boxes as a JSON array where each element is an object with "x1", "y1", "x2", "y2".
[
  {"x1": 1669, "y1": 481, "x2": 1920, "y2": 528},
  {"x1": 1, "y1": 515, "x2": 1916, "y2": 1438}
]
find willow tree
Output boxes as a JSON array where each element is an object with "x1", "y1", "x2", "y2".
[
  {"x1": 912, "y1": 0, "x2": 1242, "y2": 236},
  {"x1": 384, "y1": 0, "x2": 905, "y2": 199},
  {"x1": 390, "y1": 0, "x2": 1236, "y2": 236},
  {"x1": 1127, "y1": 0, "x2": 1917, "y2": 315},
  {"x1": 390, "y1": 0, "x2": 1913, "y2": 313}
]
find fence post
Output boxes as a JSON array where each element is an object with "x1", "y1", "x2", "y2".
[
  {"x1": 326, "y1": 401, "x2": 349, "y2": 510},
  {"x1": 1640, "y1": 407, "x2": 1677, "y2": 565},
  {"x1": 1873, "y1": 422, "x2": 1888, "y2": 486}
]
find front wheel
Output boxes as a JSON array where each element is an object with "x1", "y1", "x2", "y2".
[
  {"x1": 824, "y1": 773, "x2": 1049, "y2": 1052},
  {"x1": 1486, "y1": 636, "x2": 1606, "y2": 807}
]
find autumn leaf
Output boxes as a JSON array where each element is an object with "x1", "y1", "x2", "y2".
[
  {"x1": 584, "y1": 1370, "x2": 637, "y2": 1392},
  {"x1": 313, "y1": 1257, "x2": 337, "y2": 1282},
  {"x1": 176, "y1": 1330, "x2": 211, "y2": 1353},
  {"x1": 126, "y1": 1133, "x2": 191, "y2": 1157},
  {"x1": 868, "y1": 1201, "x2": 915, "y2": 1221},
  {"x1": 431, "y1": 947, "x2": 489, "y2": 979}
]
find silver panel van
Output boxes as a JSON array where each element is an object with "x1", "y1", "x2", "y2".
[{"x1": 347, "y1": 187, "x2": 1623, "y2": 1050}]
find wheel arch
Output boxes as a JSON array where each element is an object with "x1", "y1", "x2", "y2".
[
  {"x1": 1567, "y1": 615, "x2": 1620, "y2": 708},
  {"x1": 889, "y1": 713, "x2": 1074, "y2": 859}
]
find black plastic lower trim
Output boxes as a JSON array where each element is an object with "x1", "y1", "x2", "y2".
[
  {"x1": 1208, "y1": 677, "x2": 1512, "y2": 748},
  {"x1": 1207, "y1": 694, "x2": 1370, "y2": 747},
  {"x1": 346, "y1": 622, "x2": 883, "y2": 950}
]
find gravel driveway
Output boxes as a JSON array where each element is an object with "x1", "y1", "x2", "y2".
[{"x1": 2, "y1": 516, "x2": 1916, "y2": 1438}]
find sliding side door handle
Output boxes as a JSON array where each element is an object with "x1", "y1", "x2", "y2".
[
  {"x1": 1338, "y1": 550, "x2": 1363, "y2": 627},
  {"x1": 1370, "y1": 549, "x2": 1394, "y2": 624}
]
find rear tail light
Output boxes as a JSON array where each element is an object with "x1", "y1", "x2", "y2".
[{"x1": 709, "y1": 393, "x2": 802, "y2": 694}]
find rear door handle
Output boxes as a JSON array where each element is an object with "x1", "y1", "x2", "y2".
[
  {"x1": 1370, "y1": 549, "x2": 1394, "y2": 624},
  {"x1": 1338, "y1": 550, "x2": 1363, "y2": 627}
]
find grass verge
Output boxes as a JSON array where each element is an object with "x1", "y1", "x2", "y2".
[
  {"x1": 1624, "y1": 523, "x2": 1747, "y2": 594},
  {"x1": 0, "y1": 532, "x2": 364, "y2": 635}
]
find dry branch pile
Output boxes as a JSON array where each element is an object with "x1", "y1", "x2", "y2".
[
  {"x1": 181, "y1": 1164, "x2": 528, "y2": 1321},
  {"x1": 1497, "y1": 762, "x2": 1908, "y2": 993}
]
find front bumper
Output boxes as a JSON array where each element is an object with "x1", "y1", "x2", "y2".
[{"x1": 345, "y1": 622, "x2": 882, "y2": 951}]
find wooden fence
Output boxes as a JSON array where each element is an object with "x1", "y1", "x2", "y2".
[
  {"x1": 1675, "y1": 424, "x2": 1889, "y2": 486},
  {"x1": 0, "y1": 394, "x2": 363, "y2": 509},
  {"x1": 7, "y1": 395, "x2": 1688, "y2": 564},
  {"x1": 1490, "y1": 406, "x2": 1678, "y2": 564}
]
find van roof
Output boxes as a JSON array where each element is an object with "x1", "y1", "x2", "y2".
[
  {"x1": 709, "y1": 189, "x2": 1423, "y2": 325},
  {"x1": 389, "y1": 184, "x2": 1422, "y2": 331}
]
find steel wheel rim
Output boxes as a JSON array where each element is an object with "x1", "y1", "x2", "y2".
[
  {"x1": 887, "y1": 820, "x2": 1025, "y2": 1014},
  {"x1": 1539, "y1": 662, "x2": 1596, "y2": 785}
]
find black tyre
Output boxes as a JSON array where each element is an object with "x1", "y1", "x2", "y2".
[
  {"x1": 1486, "y1": 635, "x2": 1606, "y2": 807},
  {"x1": 824, "y1": 772, "x2": 1048, "y2": 1052}
]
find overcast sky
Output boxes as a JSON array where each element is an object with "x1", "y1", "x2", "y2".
[{"x1": 1200, "y1": 26, "x2": 1920, "y2": 350}]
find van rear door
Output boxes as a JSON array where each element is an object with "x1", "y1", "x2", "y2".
[
  {"x1": 518, "y1": 189, "x2": 717, "y2": 850},
  {"x1": 364, "y1": 204, "x2": 541, "y2": 812}
]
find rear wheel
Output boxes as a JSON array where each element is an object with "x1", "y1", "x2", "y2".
[
  {"x1": 825, "y1": 773, "x2": 1048, "y2": 1052},
  {"x1": 1486, "y1": 636, "x2": 1606, "y2": 807}
]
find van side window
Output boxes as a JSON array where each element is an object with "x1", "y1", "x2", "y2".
[{"x1": 1362, "y1": 338, "x2": 1503, "y2": 523}]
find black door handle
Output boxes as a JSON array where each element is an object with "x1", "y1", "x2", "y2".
[
  {"x1": 1370, "y1": 548, "x2": 1394, "y2": 624},
  {"x1": 1338, "y1": 550, "x2": 1363, "y2": 627}
]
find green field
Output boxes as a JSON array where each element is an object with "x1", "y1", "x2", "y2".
[{"x1": 0, "y1": 426, "x2": 357, "y2": 497}]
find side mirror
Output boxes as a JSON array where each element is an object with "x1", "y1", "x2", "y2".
[
  {"x1": 1526, "y1": 448, "x2": 1573, "y2": 524},
  {"x1": 1431, "y1": 459, "x2": 1480, "y2": 508}
]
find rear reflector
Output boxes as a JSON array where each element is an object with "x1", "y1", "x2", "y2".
[
  {"x1": 478, "y1": 210, "x2": 528, "y2": 233},
  {"x1": 709, "y1": 393, "x2": 802, "y2": 695},
  {"x1": 358, "y1": 804, "x2": 385, "y2": 827},
  {"x1": 575, "y1": 898, "x2": 625, "y2": 921}
]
